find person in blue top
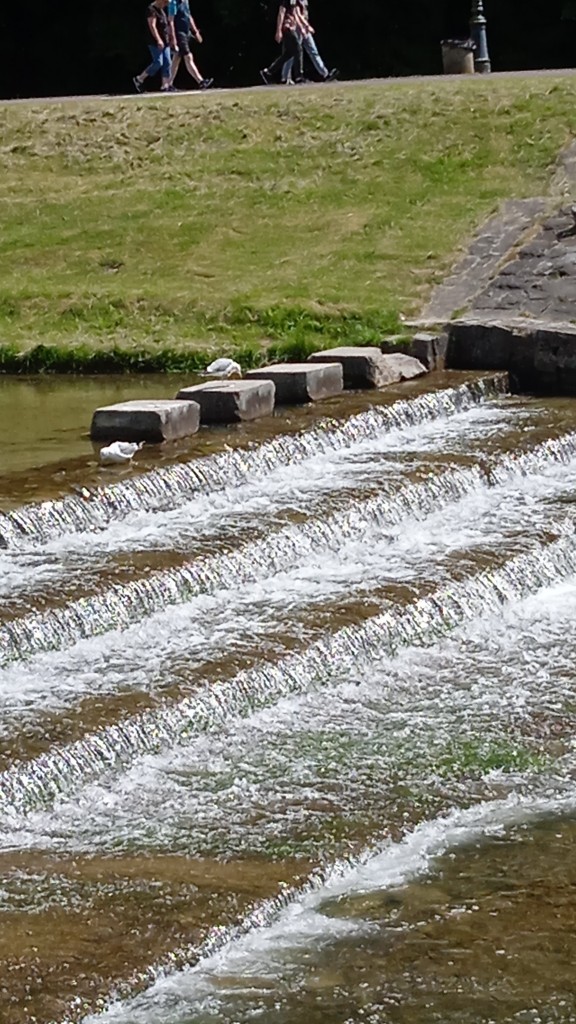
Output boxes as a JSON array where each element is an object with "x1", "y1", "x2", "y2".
[{"x1": 167, "y1": 0, "x2": 213, "y2": 89}]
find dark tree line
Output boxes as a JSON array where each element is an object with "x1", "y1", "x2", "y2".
[{"x1": 1, "y1": 0, "x2": 574, "y2": 99}]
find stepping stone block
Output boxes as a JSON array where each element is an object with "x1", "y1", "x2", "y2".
[
  {"x1": 176, "y1": 379, "x2": 275, "y2": 423},
  {"x1": 412, "y1": 332, "x2": 448, "y2": 371},
  {"x1": 308, "y1": 346, "x2": 399, "y2": 389},
  {"x1": 90, "y1": 399, "x2": 200, "y2": 443},
  {"x1": 245, "y1": 362, "x2": 343, "y2": 404},
  {"x1": 379, "y1": 353, "x2": 428, "y2": 380},
  {"x1": 380, "y1": 332, "x2": 448, "y2": 371}
]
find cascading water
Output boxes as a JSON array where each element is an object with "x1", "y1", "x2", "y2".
[
  {"x1": 73, "y1": 786, "x2": 576, "y2": 1024},
  {"x1": 0, "y1": 375, "x2": 507, "y2": 550},
  {"x1": 2, "y1": 530, "x2": 576, "y2": 816},
  {"x1": 2, "y1": 373, "x2": 576, "y2": 1024},
  {"x1": 3, "y1": 428, "x2": 576, "y2": 665}
]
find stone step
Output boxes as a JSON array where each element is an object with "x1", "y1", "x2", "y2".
[
  {"x1": 446, "y1": 316, "x2": 576, "y2": 394},
  {"x1": 90, "y1": 399, "x2": 200, "y2": 443},
  {"x1": 380, "y1": 332, "x2": 447, "y2": 371},
  {"x1": 377, "y1": 352, "x2": 428, "y2": 380},
  {"x1": 176, "y1": 379, "x2": 275, "y2": 423},
  {"x1": 245, "y1": 362, "x2": 343, "y2": 403},
  {"x1": 307, "y1": 346, "x2": 400, "y2": 389}
]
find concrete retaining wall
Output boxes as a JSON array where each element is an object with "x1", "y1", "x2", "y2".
[{"x1": 447, "y1": 318, "x2": 576, "y2": 394}]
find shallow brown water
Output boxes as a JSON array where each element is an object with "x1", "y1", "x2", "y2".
[
  {"x1": 248, "y1": 815, "x2": 576, "y2": 1024},
  {"x1": 0, "y1": 851, "x2": 311, "y2": 1024},
  {"x1": 0, "y1": 371, "x2": 576, "y2": 1024}
]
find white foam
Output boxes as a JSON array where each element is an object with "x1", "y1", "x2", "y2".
[
  {"x1": 77, "y1": 785, "x2": 576, "y2": 1024},
  {"x1": 0, "y1": 402, "x2": 511, "y2": 601},
  {"x1": 5, "y1": 576, "x2": 576, "y2": 857},
  {"x1": 1, "y1": 456, "x2": 575, "y2": 732}
]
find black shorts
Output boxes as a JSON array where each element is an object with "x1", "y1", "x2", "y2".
[{"x1": 176, "y1": 31, "x2": 193, "y2": 55}]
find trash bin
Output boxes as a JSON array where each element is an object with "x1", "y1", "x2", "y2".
[{"x1": 440, "y1": 39, "x2": 476, "y2": 74}]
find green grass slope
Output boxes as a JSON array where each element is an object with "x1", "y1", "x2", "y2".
[{"x1": 0, "y1": 76, "x2": 574, "y2": 372}]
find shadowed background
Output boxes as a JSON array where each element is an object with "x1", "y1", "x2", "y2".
[{"x1": 1, "y1": 0, "x2": 575, "y2": 99}]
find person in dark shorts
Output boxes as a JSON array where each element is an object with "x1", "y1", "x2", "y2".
[
  {"x1": 168, "y1": 0, "x2": 213, "y2": 89},
  {"x1": 133, "y1": 0, "x2": 173, "y2": 92},
  {"x1": 260, "y1": 1, "x2": 302, "y2": 85}
]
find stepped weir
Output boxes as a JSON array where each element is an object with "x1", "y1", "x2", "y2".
[{"x1": 1, "y1": 369, "x2": 576, "y2": 1024}]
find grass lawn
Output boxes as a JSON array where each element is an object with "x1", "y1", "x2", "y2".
[{"x1": 0, "y1": 76, "x2": 575, "y2": 371}]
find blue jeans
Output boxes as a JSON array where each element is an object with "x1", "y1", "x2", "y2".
[
  {"x1": 144, "y1": 44, "x2": 172, "y2": 79},
  {"x1": 279, "y1": 29, "x2": 301, "y2": 83},
  {"x1": 303, "y1": 33, "x2": 328, "y2": 78},
  {"x1": 281, "y1": 32, "x2": 328, "y2": 80}
]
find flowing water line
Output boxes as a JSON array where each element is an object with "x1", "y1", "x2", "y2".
[
  {"x1": 0, "y1": 400, "x2": 513, "y2": 610},
  {"x1": 0, "y1": 456, "x2": 572, "y2": 739},
  {"x1": 0, "y1": 463, "x2": 486, "y2": 664},
  {"x1": 4, "y1": 575, "x2": 575, "y2": 858},
  {"x1": 71, "y1": 783, "x2": 576, "y2": 1024},
  {"x1": 0, "y1": 375, "x2": 508, "y2": 551},
  {"x1": 2, "y1": 531, "x2": 576, "y2": 820},
  {"x1": 2, "y1": 427, "x2": 576, "y2": 667}
]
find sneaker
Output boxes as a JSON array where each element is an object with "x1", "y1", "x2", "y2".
[
  {"x1": 259, "y1": 68, "x2": 273, "y2": 85},
  {"x1": 199, "y1": 77, "x2": 214, "y2": 89},
  {"x1": 133, "y1": 75, "x2": 144, "y2": 93},
  {"x1": 161, "y1": 85, "x2": 177, "y2": 92},
  {"x1": 281, "y1": 77, "x2": 295, "y2": 85},
  {"x1": 324, "y1": 67, "x2": 340, "y2": 81},
  {"x1": 294, "y1": 76, "x2": 311, "y2": 84}
]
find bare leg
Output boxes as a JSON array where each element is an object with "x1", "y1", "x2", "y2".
[
  {"x1": 169, "y1": 52, "x2": 182, "y2": 86},
  {"x1": 183, "y1": 52, "x2": 204, "y2": 84}
]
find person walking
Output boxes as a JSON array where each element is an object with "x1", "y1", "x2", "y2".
[
  {"x1": 133, "y1": 0, "x2": 174, "y2": 93},
  {"x1": 295, "y1": 0, "x2": 338, "y2": 82},
  {"x1": 261, "y1": 0, "x2": 337, "y2": 84},
  {"x1": 168, "y1": 0, "x2": 213, "y2": 90},
  {"x1": 260, "y1": 1, "x2": 303, "y2": 85}
]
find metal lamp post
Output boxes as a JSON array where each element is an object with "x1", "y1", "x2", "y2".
[{"x1": 470, "y1": 0, "x2": 491, "y2": 73}]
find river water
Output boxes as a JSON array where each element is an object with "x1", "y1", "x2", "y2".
[{"x1": 0, "y1": 371, "x2": 575, "y2": 1024}]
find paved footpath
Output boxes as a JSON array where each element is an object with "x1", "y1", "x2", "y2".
[
  {"x1": 470, "y1": 205, "x2": 576, "y2": 324},
  {"x1": 1, "y1": 67, "x2": 576, "y2": 106}
]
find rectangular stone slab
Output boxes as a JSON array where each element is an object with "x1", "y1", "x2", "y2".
[
  {"x1": 307, "y1": 346, "x2": 399, "y2": 389},
  {"x1": 176, "y1": 379, "x2": 275, "y2": 423},
  {"x1": 380, "y1": 332, "x2": 448, "y2": 371},
  {"x1": 244, "y1": 362, "x2": 343, "y2": 403},
  {"x1": 90, "y1": 399, "x2": 200, "y2": 443},
  {"x1": 379, "y1": 353, "x2": 428, "y2": 380}
]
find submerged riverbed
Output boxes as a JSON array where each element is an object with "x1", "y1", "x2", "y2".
[{"x1": 0, "y1": 371, "x2": 575, "y2": 1024}]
